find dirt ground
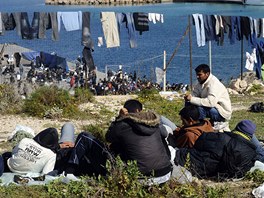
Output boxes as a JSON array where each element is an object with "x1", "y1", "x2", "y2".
[{"x1": 0, "y1": 95, "x2": 136, "y2": 142}]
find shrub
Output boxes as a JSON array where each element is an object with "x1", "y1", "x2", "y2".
[
  {"x1": 22, "y1": 86, "x2": 79, "y2": 118},
  {"x1": 82, "y1": 124, "x2": 107, "y2": 142},
  {"x1": 0, "y1": 84, "x2": 22, "y2": 114},
  {"x1": 73, "y1": 88, "x2": 94, "y2": 104}
]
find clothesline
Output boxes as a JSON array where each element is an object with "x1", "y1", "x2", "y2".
[{"x1": 0, "y1": 11, "x2": 164, "y2": 50}]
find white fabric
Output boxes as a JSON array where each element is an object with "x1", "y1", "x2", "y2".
[
  {"x1": 139, "y1": 172, "x2": 171, "y2": 186},
  {"x1": 7, "y1": 138, "x2": 56, "y2": 174},
  {"x1": 252, "y1": 183, "x2": 264, "y2": 198},
  {"x1": 148, "y1": 13, "x2": 156, "y2": 24},
  {"x1": 0, "y1": 13, "x2": 3, "y2": 33},
  {"x1": 98, "y1": 36, "x2": 103, "y2": 47},
  {"x1": 191, "y1": 73, "x2": 232, "y2": 120},
  {"x1": 101, "y1": 12, "x2": 120, "y2": 48},
  {"x1": 245, "y1": 48, "x2": 257, "y2": 71},
  {"x1": 155, "y1": 67, "x2": 164, "y2": 84},
  {"x1": 192, "y1": 14, "x2": 206, "y2": 47}
]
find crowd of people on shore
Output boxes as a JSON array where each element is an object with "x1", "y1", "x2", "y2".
[
  {"x1": 0, "y1": 63, "x2": 263, "y2": 186},
  {"x1": 0, "y1": 54, "x2": 189, "y2": 96}
]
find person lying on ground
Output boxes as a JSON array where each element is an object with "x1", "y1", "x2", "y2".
[
  {"x1": 54, "y1": 122, "x2": 112, "y2": 177},
  {"x1": 174, "y1": 120, "x2": 257, "y2": 179},
  {"x1": 184, "y1": 64, "x2": 232, "y2": 132},
  {"x1": 167, "y1": 105, "x2": 214, "y2": 148},
  {"x1": 5, "y1": 128, "x2": 59, "y2": 174},
  {"x1": 106, "y1": 99, "x2": 172, "y2": 185}
]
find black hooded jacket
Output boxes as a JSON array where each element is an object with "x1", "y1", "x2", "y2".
[
  {"x1": 106, "y1": 111, "x2": 172, "y2": 177},
  {"x1": 33, "y1": 127, "x2": 59, "y2": 153}
]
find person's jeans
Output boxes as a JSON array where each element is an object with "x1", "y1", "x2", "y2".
[
  {"x1": 251, "y1": 134, "x2": 264, "y2": 163},
  {"x1": 197, "y1": 106, "x2": 225, "y2": 122}
]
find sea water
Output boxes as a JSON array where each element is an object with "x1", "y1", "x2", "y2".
[{"x1": 0, "y1": 0, "x2": 264, "y2": 85}]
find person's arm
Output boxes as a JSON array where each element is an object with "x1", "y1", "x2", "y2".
[{"x1": 190, "y1": 91, "x2": 218, "y2": 108}]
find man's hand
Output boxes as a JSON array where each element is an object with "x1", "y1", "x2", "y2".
[{"x1": 184, "y1": 93, "x2": 192, "y2": 102}]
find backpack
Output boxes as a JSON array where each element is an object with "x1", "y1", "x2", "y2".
[{"x1": 249, "y1": 102, "x2": 264, "y2": 113}]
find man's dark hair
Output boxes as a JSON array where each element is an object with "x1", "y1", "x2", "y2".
[
  {"x1": 124, "y1": 99, "x2": 143, "y2": 113},
  {"x1": 179, "y1": 105, "x2": 200, "y2": 121},
  {"x1": 195, "y1": 64, "x2": 210, "y2": 73}
]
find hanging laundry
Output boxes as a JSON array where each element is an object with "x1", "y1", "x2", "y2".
[
  {"x1": 203, "y1": 15, "x2": 217, "y2": 42},
  {"x1": 155, "y1": 67, "x2": 164, "y2": 84},
  {"x1": 20, "y1": 12, "x2": 40, "y2": 40},
  {"x1": 1, "y1": 13, "x2": 16, "y2": 31},
  {"x1": 49, "y1": 12, "x2": 59, "y2": 41},
  {"x1": 260, "y1": 18, "x2": 264, "y2": 38},
  {"x1": 101, "y1": 12, "x2": 120, "y2": 48},
  {"x1": 148, "y1": 13, "x2": 157, "y2": 24},
  {"x1": 155, "y1": 13, "x2": 164, "y2": 23},
  {"x1": 148, "y1": 13, "x2": 164, "y2": 24},
  {"x1": 245, "y1": 48, "x2": 257, "y2": 71},
  {"x1": 98, "y1": 37, "x2": 103, "y2": 47},
  {"x1": 12, "y1": 12, "x2": 22, "y2": 36},
  {"x1": 38, "y1": 12, "x2": 51, "y2": 39},
  {"x1": 82, "y1": 12, "x2": 94, "y2": 50},
  {"x1": 57, "y1": 11, "x2": 82, "y2": 32},
  {"x1": 192, "y1": 14, "x2": 206, "y2": 47},
  {"x1": 133, "y1": 12, "x2": 149, "y2": 35},
  {"x1": 82, "y1": 46, "x2": 95, "y2": 72},
  {"x1": 123, "y1": 13, "x2": 137, "y2": 48},
  {"x1": 0, "y1": 13, "x2": 3, "y2": 35}
]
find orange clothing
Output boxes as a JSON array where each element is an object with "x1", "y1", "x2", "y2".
[{"x1": 174, "y1": 119, "x2": 213, "y2": 148}]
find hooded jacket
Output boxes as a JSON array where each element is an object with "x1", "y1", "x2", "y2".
[
  {"x1": 190, "y1": 74, "x2": 232, "y2": 120},
  {"x1": 106, "y1": 111, "x2": 172, "y2": 177},
  {"x1": 173, "y1": 119, "x2": 213, "y2": 148},
  {"x1": 175, "y1": 132, "x2": 256, "y2": 179},
  {"x1": 7, "y1": 128, "x2": 59, "y2": 174}
]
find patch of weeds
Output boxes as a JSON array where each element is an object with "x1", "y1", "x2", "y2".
[
  {"x1": 138, "y1": 91, "x2": 183, "y2": 124},
  {"x1": 175, "y1": 183, "x2": 201, "y2": 198},
  {"x1": 205, "y1": 185, "x2": 228, "y2": 198},
  {"x1": 244, "y1": 169, "x2": 264, "y2": 185},
  {"x1": 99, "y1": 157, "x2": 149, "y2": 198},
  {"x1": 0, "y1": 84, "x2": 22, "y2": 114},
  {"x1": 99, "y1": 107, "x2": 115, "y2": 120},
  {"x1": 247, "y1": 84, "x2": 263, "y2": 94},
  {"x1": 82, "y1": 124, "x2": 107, "y2": 142},
  {"x1": 73, "y1": 87, "x2": 94, "y2": 104}
]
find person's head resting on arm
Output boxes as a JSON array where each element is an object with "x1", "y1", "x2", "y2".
[
  {"x1": 195, "y1": 64, "x2": 211, "y2": 84},
  {"x1": 232, "y1": 120, "x2": 256, "y2": 140},
  {"x1": 179, "y1": 105, "x2": 200, "y2": 127}
]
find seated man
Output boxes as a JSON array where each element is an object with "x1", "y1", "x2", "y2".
[
  {"x1": 174, "y1": 120, "x2": 257, "y2": 179},
  {"x1": 168, "y1": 105, "x2": 214, "y2": 148},
  {"x1": 106, "y1": 99, "x2": 172, "y2": 184},
  {"x1": 184, "y1": 64, "x2": 232, "y2": 132}
]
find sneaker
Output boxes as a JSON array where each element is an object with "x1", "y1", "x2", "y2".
[{"x1": 213, "y1": 121, "x2": 230, "y2": 132}]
